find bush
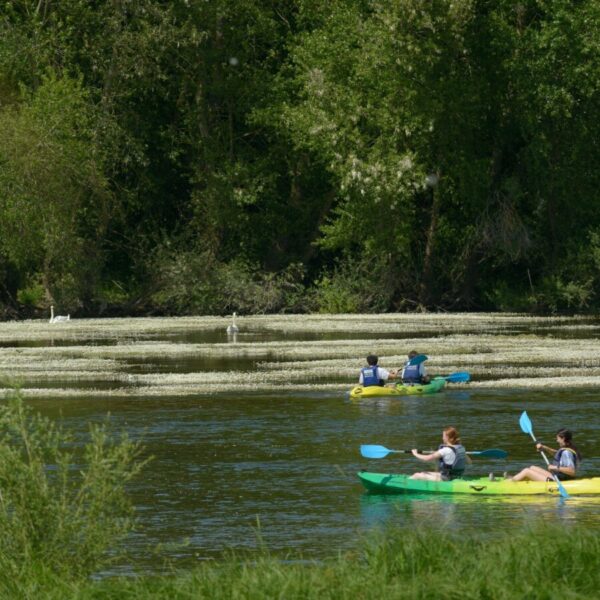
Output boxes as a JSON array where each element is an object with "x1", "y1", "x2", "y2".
[
  {"x1": 150, "y1": 246, "x2": 308, "y2": 314},
  {"x1": 0, "y1": 388, "x2": 146, "y2": 586},
  {"x1": 15, "y1": 277, "x2": 45, "y2": 307},
  {"x1": 313, "y1": 254, "x2": 395, "y2": 313}
]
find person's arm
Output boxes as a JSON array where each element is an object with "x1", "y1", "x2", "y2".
[
  {"x1": 536, "y1": 443, "x2": 557, "y2": 454},
  {"x1": 411, "y1": 449, "x2": 441, "y2": 462},
  {"x1": 548, "y1": 464, "x2": 576, "y2": 477},
  {"x1": 549, "y1": 452, "x2": 576, "y2": 477}
]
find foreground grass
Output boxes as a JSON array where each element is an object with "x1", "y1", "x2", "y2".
[{"x1": 5, "y1": 524, "x2": 599, "y2": 599}]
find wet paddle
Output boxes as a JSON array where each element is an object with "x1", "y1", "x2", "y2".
[
  {"x1": 518, "y1": 411, "x2": 570, "y2": 499},
  {"x1": 360, "y1": 444, "x2": 507, "y2": 459},
  {"x1": 408, "y1": 354, "x2": 428, "y2": 365},
  {"x1": 442, "y1": 372, "x2": 470, "y2": 383}
]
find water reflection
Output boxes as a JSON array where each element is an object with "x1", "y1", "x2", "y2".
[{"x1": 359, "y1": 491, "x2": 600, "y2": 535}]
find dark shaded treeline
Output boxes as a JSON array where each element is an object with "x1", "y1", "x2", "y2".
[{"x1": 1, "y1": 0, "x2": 600, "y2": 317}]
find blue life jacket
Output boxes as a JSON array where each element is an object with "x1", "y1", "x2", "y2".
[
  {"x1": 438, "y1": 444, "x2": 467, "y2": 479},
  {"x1": 552, "y1": 448, "x2": 578, "y2": 469},
  {"x1": 402, "y1": 362, "x2": 422, "y2": 384},
  {"x1": 361, "y1": 366, "x2": 383, "y2": 387}
]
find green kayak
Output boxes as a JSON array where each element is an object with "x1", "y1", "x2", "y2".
[
  {"x1": 358, "y1": 472, "x2": 600, "y2": 496},
  {"x1": 349, "y1": 377, "x2": 446, "y2": 399}
]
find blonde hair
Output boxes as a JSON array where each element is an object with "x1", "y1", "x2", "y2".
[{"x1": 444, "y1": 426, "x2": 461, "y2": 445}]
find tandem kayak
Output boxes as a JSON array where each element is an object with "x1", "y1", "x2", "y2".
[
  {"x1": 349, "y1": 377, "x2": 446, "y2": 399},
  {"x1": 358, "y1": 472, "x2": 600, "y2": 496}
]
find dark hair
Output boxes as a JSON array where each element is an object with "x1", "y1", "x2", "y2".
[
  {"x1": 557, "y1": 428, "x2": 582, "y2": 461},
  {"x1": 366, "y1": 354, "x2": 378, "y2": 366},
  {"x1": 408, "y1": 350, "x2": 418, "y2": 359}
]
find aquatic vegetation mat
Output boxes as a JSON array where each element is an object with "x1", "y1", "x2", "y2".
[{"x1": 0, "y1": 314, "x2": 599, "y2": 397}]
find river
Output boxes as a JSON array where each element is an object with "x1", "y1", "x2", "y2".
[{"x1": 2, "y1": 314, "x2": 599, "y2": 573}]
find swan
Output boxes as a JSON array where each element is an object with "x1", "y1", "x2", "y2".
[
  {"x1": 49, "y1": 305, "x2": 70, "y2": 323},
  {"x1": 226, "y1": 312, "x2": 239, "y2": 334}
]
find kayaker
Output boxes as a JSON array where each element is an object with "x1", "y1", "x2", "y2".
[
  {"x1": 359, "y1": 354, "x2": 399, "y2": 387},
  {"x1": 401, "y1": 350, "x2": 431, "y2": 384},
  {"x1": 507, "y1": 428, "x2": 581, "y2": 482},
  {"x1": 409, "y1": 426, "x2": 470, "y2": 481}
]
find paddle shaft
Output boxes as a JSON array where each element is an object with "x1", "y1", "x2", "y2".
[
  {"x1": 383, "y1": 449, "x2": 498, "y2": 456},
  {"x1": 360, "y1": 444, "x2": 507, "y2": 459}
]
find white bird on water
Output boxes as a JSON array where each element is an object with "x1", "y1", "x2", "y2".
[
  {"x1": 226, "y1": 312, "x2": 239, "y2": 335},
  {"x1": 49, "y1": 305, "x2": 70, "y2": 323}
]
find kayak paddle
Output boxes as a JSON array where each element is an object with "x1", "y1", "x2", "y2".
[
  {"x1": 518, "y1": 411, "x2": 570, "y2": 499},
  {"x1": 360, "y1": 444, "x2": 508, "y2": 459},
  {"x1": 408, "y1": 354, "x2": 428, "y2": 366},
  {"x1": 442, "y1": 372, "x2": 470, "y2": 383}
]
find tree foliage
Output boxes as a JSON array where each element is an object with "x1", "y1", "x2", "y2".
[{"x1": 1, "y1": 0, "x2": 600, "y2": 314}]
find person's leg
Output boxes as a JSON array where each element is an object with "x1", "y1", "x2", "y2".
[
  {"x1": 509, "y1": 465, "x2": 551, "y2": 482},
  {"x1": 410, "y1": 472, "x2": 442, "y2": 481}
]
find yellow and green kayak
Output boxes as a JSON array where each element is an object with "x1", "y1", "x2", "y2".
[
  {"x1": 349, "y1": 377, "x2": 446, "y2": 399},
  {"x1": 358, "y1": 472, "x2": 600, "y2": 496}
]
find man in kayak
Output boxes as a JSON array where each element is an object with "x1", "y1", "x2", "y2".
[
  {"x1": 410, "y1": 427, "x2": 470, "y2": 481},
  {"x1": 359, "y1": 354, "x2": 399, "y2": 387},
  {"x1": 507, "y1": 429, "x2": 580, "y2": 482},
  {"x1": 401, "y1": 350, "x2": 431, "y2": 384}
]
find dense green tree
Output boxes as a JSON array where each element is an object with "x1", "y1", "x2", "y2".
[
  {"x1": 1, "y1": 0, "x2": 600, "y2": 315},
  {"x1": 0, "y1": 73, "x2": 112, "y2": 309},
  {"x1": 261, "y1": 0, "x2": 600, "y2": 311}
]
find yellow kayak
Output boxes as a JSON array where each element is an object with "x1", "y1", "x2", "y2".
[{"x1": 349, "y1": 377, "x2": 446, "y2": 399}]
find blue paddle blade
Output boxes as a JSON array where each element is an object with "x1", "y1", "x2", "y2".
[
  {"x1": 474, "y1": 448, "x2": 508, "y2": 459},
  {"x1": 360, "y1": 444, "x2": 391, "y2": 459},
  {"x1": 444, "y1": 372, "x2": 470, "y2": 383},
  {"x1": 519, "y1": 411, "x2": 533, "y2": 435},
  {"x1": 556, "y1": 480, "x2": 570, "y2": 499},
  {"x1": 408, "y1": 354, "x2": 428, "y2": 366}
]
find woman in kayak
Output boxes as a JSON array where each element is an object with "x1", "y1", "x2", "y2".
[
  {"x1": 410, "y1": 426, "x2": 470, "y2": 481},
  {"x1": 508, "y1": 429, "x2": 581, "y2": 482}
]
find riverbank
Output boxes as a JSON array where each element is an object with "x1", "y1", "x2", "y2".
[{"x1": 5, "y1": 524, "x2": 597, "y2": 599}]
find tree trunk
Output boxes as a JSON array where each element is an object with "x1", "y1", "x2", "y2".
[{"x1": 419, "y1": 184, "x2": 440, "y2": 308}]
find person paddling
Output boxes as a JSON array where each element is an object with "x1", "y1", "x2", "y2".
[
  {"x1": 507, "y1": 429, "x2": 580, "y2": 482},
  {"x1": 401, "y1": 350, "x2": 431, "y2": 384},
  {"x1": 410, "y1": 426, "x2": 471, "y2": 481},
  {"x1": 358, "y1": 354, "x2": 399, "y2": 387}
]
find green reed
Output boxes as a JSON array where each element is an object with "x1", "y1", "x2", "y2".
[{"x1": 3, "y1": 524, "x2": 598, "y2": 599}]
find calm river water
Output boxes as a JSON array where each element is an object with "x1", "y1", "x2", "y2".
[{"x1": 19, "y1": 323, "x2": 600, "y2": 574}]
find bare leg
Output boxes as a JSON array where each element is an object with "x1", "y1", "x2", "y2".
[
  {"x1": 410, "y1": 472, "x2": 442, "y2": 481},
  {"x1": 509, "y1": 465, "x2": 551, "y2": 482}
]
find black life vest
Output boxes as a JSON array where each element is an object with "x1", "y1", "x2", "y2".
[{"x1": 438, "y1": 444, "x2": 467, "y2": 479}]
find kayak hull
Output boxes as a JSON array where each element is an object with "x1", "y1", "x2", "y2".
[
  {"x1": 358, "y1": 472, "x2": 600, "y2": 496},
  {"x1": 349, "y1": 377, "x2": 446, "y2": 399}
]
